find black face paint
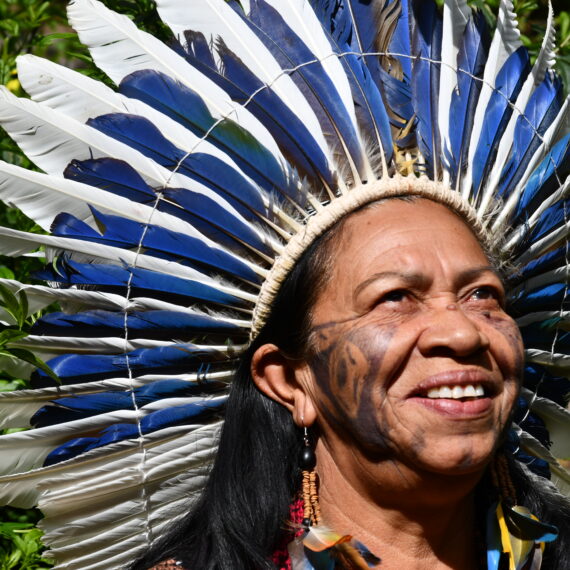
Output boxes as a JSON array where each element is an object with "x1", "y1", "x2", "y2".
[{"x1": 309, "y1": 319, "x2": 397, "y2": 456}]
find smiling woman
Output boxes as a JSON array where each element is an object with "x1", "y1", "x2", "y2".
[
  {"x1": 133, "y1": 191, "x2": 570, "y2": 570},
  {"x1": 1, "y1": 0, "x2": 570, "y2": 569}
]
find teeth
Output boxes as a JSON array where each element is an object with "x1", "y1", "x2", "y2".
[
  {"x1": 426, "y1": 384, "x2": 485, "y2": 399},
  {"x1": 439, "y1": 386, "x2": 453, "y2": 398}
]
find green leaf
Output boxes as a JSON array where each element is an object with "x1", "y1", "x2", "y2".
[
  {"x1": 0, "y1": 349, "x2": 59, "y2": 384},
  {"x1": 0, "y1": 283, "x2": 23, "y2": 325},
  {"x1": 0, "y1": 329, "x2": 28, "y2": 347}
]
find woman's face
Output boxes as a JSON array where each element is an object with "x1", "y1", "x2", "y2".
[{"x1": 305, "y1": 198, "x2": 523, "y2": 476}]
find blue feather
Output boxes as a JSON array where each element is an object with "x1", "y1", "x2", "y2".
[
  {"x1": 499, "y1": 72, "x2": 564, "y2": 198},
  {"x1": 32, "y1": 309, "x2": 244, "y2": 339},
  {"x1": 340, "y1": 52, "x2": 394, "y2": 166},
  {"x1": 526, "y1": 201, "x2": 565, "y2": 243},
  {"x1": 245, "y1": 0, "x2": 365, "y2": 176},
  {"x1": 471, "y1": 47, "x2": 530, "y2": 195},
  {"x1": 309, "y1": 0, "x2": 393, "y2": 166},
  {"x1": 514, "y1": 133, "x2": 570, "y2": 220},
  {"x1": 378, "y1": 66, "x2": 414, "y2": 131},
  {"x1": 410, "y1": 0, "x2": 442, "y2": 176},
  {"x1": 88, "y1": 113, "x2": 267, "y2": 217},
  {"x1": 34, "y1": 257, "x2": 249, "y2": 308},
  {"x1": 387, "y1": 0, "x2": 412, "y2": 81},
  {"x1": 31, "y1": 344, "x2": 232, "y2": 387},
  {"x1": 509, "y1": 281, "x2": 569, "y2": 313},
  {"x1": 32, "y1": 379, "x2": 227, "y2": 428},
  {"x1": 445, "y1": 11, "x2": 490, "y2": 184},
  {"x1": 64, "y1": 157, "x2": 156, "y2": 203},
  {"x1": 119, "y1": 69, "x2": 307, "y2": 197},
  {"x1": 512, "y1": 396, "x2": 551, "y2": 450},
  {"x1": 87, "y1": 113, "x2": 272, "y2": 256},
  {"x1": 51, "y1": 209, "x2": 261, "y2": 284},
  {"x1": 43, "y1": 398, "x2": 226, "y2": 466},
  {"x1": 516, "y1": 245, "x2": 566, "y2": 283},
  {"x1": 377, "y1": 0, "x2": 414, "y2": 133},
  {"x1": 520, "y1": 322, "x2": 570, "y2": 352}
]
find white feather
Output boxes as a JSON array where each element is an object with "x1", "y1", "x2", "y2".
[
  {"x1": 0, "y1": 369, "x2": 233, "y2": 429},
  {"x1": 0, "y1": 396, "x2": 225, "y2": 478},
  {"x1": 0, "y1": 278, "x2": 130, "y2": 314},
  {"x1": 154, "y1": 0, "x2": 330, "y2": 160},
  {"x1": 0, "y1": 161, "x2": 269, "y2": 279},
  {"x1": 0, "y1": 86, "x2": 281, "y2": 259},
  {"x1": 0, "y1": 226, "x2": 259, "y2": 303},
  {"x1": 67, "y1": 0, "x2": 285, "y2": 163},
  {"x1": 492, "y1": 97, "x2": 570, "y2": 232},
  {"x1": 15, "y1": 52, "x2": 296, "y2": 230},
  {"x1": 249, "y1": 0, "x2": 357, "y2": 128},
  {"x1": 37, "y1": 424, "x2": 220, "y2": 569},
  {"x1": 521, "y1": 387, "x2": 570, "y2": 459},
  {"x1": 17, "y1": 54, "x2": 257, "y2": 176},
  {"x1": 503, "y1": 174, "x2": 570, "y2": 251},
  {"x1": 9, "y1": 337, "x2": 179, "y2": 362},
  {"x1": 462, "y1": 0, "x2": 521, "y2": 198},
  {"x1": 438, "y1": 0, "x2": 472, "y2": 178},
  {"x1": 517, "y1": 427, "x2": 570, "y2": 496},
  {"x1": 516, "y1": 310, "x2": 570, "y2": 328},
  {"x1": 514, "y1": 219, "x2": 570, "y2": 266},
  {"x1": 477, "y1": 3, "x2": 557, "y2": 217},
  {"x1": 525, "y1": 348, "x2": 570, "y2": 370}
]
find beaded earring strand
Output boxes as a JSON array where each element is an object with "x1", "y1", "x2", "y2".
[{"x1": 300, "y1": 426, "x2": 321, "y2": 528}]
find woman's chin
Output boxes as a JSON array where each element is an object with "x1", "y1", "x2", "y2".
[{"x1": 405, "y1": 436, "x2": 497, "y2": 478}]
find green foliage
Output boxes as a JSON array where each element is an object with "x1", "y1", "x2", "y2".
[
  {"x1": 0, "y1": 283, "x2": 60, "y2": 384},
  {"x1": 0, "y1": 508, "x2": 52, "y2": 569}
]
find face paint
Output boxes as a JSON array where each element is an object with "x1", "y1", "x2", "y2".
[{"x1": 310, "y1": 320, "x2": 396, "y2": 453}]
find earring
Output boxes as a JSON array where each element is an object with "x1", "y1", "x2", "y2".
[{"x1": 300, "y1": 426, "x2": 321, "y2": 528}]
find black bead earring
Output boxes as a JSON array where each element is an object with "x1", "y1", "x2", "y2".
[{"x1": 300, "y1": 426, "x2": 320, "y2": 527}]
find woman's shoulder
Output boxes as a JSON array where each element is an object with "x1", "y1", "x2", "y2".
[{"x1": 147, "y1": 559, "x2": 188, "y2": 570}]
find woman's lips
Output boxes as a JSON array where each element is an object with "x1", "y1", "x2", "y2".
[
  {"x1": 406, "y1": 369, "x2": 497, "y2": 417},
  {"x1": 410, "y1": 396, "x2": 493, "y2": 416},
  {"x1": 409, "y1": 369, "x2": 497, "y2": 398}
]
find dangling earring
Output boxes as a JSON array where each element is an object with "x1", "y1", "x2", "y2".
[{"x1": 300, "y1": 426, "x2": 321, "y2": 528}]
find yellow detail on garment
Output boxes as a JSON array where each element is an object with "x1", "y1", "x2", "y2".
[{"x1": 497, "y1": 502, "x2": 542, "y2": 570}]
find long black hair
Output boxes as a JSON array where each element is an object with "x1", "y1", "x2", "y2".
[
  {"x1": 131, "y1": 224, "x2": 342, "y2": 570},
  {"x1": 132, "y1": 202, "x2": 570, "y2": 569}
]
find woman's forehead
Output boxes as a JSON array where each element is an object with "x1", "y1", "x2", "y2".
[{"x1": 321, "y1": 199, "x2": 491, "y2": 298}]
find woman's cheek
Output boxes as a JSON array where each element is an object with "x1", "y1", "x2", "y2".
[{"x1": 309, "y1": 322, "x2": 397, "y2": 452}]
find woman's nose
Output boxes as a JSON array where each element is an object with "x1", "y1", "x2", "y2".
[{"x1": 417, "y1": 303, "x2": 490, "y2": 357}]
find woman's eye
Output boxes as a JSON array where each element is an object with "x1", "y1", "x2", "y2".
[
  {"x1": 469, "y1": 286, "x2": 503, "y2": 305},
  {"x1": 380, "y1": 289, "x2": 408, "y2": 303}
]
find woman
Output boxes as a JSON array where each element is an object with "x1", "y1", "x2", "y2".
[
  {"x1": 134, "y1": 194, "x2": 570, "y2": 569},
  {"x1": 0, "y1": 0, "x2": 568, "y2": 569}
]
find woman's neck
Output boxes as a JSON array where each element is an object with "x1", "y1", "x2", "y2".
[{"x1": 316, "y1": 442, "x2": 485, "y2": 569}]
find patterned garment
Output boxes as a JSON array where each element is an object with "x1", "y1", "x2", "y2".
[{"x1": 148, "y1": 560, "x2": 186, "y2": 570}]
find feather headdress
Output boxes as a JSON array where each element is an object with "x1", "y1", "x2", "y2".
[{"x1": 0, "y1": 0, "x2": 569, "y2": 567}]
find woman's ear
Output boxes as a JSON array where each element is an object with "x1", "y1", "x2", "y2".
[{"x1": 251, "y1": 343, "x2": 317, "y2": 427}]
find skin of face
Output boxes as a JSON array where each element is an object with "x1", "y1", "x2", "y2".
[{"x1": 303, "y1": 198, "x2": 523, "y2": 478}]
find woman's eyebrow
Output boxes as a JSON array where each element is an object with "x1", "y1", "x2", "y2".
[
  {"x1": 353, "y1": 271, "x2": 429, "y2": 302},
  {"x1": 353, "y1": 266, "x2": 501, "y2": 302},
  {"x1": 455, "y1": 266, "x2": 501, "y2": 287}
]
